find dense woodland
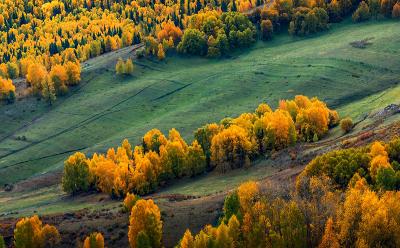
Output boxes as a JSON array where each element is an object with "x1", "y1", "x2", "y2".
[
  {"x1": 61, "y1": 95, "x2": 339, "y2": 197},
  {"x1": 3, "y1": 137, "x2": 400, "y2": 248},
  {"x1": 0, "y1": 0, "x2": 399, "y2": 103}
]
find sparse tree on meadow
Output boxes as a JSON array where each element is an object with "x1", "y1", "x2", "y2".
[{"x1": 340, "y1": 118, "x2": 353, "y2": 133}]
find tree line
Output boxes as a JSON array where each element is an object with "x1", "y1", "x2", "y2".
[
  {"x1": 62, "y1": 95, "x2": 339, "y2": 197},
  {"x1": 5, "y1": 137, "x2": 400, "y2": 248}
]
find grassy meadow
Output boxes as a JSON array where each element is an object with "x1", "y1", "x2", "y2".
[{"x1": 0, "y1": 19, "x2": 399, "y2": 217}]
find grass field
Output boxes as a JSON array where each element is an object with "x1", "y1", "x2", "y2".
[{"x1": 0, "y1": 19, "x2": 399, "y2": 192}]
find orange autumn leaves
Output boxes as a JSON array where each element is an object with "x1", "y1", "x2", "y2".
[
  {"x1": 0, "y1": 76, "x2": 15, "y2": 102},
  {"x1": 63, "y1": 130, "x2": 206, "y2": 197},
  {"x1": 63, "y1": 95, "x2": 338, "y2": 196}
]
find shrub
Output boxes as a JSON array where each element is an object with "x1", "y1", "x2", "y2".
[{"x1": 340, "y1": 118, "x2": 353, "y2": 133}]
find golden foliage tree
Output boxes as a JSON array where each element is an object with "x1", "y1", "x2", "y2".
[
  {"x1": 14, "y1": 215, "x2": 60, "y2": 248},
  {"x1": 128, "y1": 199, "x2": 162, "y2": 248},
  {"x1": 62, "y1": 152, "x2": 90, "y2": 194},
  {"x1": 319, "y1": 217, "x2": 339, "y2": 248},
  {"x1": 180, "y1": 229, "x2": 194, "y2": 248},
  {"x1": 83, "y1": 232, "x2": 104, "y2": 248}
]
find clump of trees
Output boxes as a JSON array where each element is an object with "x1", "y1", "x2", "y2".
[
  {"x1": 116, "y1": 58, "x2": 134, "y2": 76},
  {"x1": 352, "y1": 1, "x2": 371, "y2": 22},
  {"x1": 62, "y1": 95, "x2": 338, "y2": 197},
  {"x1": 299, "y1": 138, "x2": 400, "y2": 190},
  {"x1": 0, "y1": 76, "x2": 15, "y2": 103},
  {"x1": 177, "y1": 11, "x2": 256, "y2": 57},
  {"x1": 14, "y1": 215, "x2": 60, "y2": 248},
  {"x1": 83, "y1": 232, "x2": 104, "y2": 248}
]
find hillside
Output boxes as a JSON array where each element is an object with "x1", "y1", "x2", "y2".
[
  {"x1": 1, "y1": 20, "x2": 399, "y2": 186},
  {"x1": 0, "y1": 18, "x2": 400, "y2": 247}
]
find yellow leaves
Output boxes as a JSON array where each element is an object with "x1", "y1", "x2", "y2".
[
  {"x1": 49, "y1": 64, "x2": 68, "y2": 93},
  {"x1": 64, "y1": 61, "x2": 81, "y2": 85},
  {"x1": 319, "y1": 218, "x2": 339, "y2": 248},
  {"x1": 369, "y1": 141, "x2": 392, "y2": 179},
  {"x1": 14, "y1": 215, "x2": 60, "y2": 248},
  {"x1": 143, "y1": 129, "x2": 168, "y2": 152},
  {"x1": 258, "y1": 109, "x2": 297, "y2": 150},
  {"x1": 237, "y1": 181, "x2": 259, "y2": 212},
  {"x1": 157, "y1": 21, "x2": 183, "y2": 44},
  {"x1": 255, "y1": 103, "x2": 272, "y2": 117},
  {"x1": 180, "y1": 229, "x2": 194, "y2": 248},
  {"x1": 210, "y1": 125, "x2": 252, "y2": 172},
  {"x1": 26, "y1": 64, "x2": 47, "y2": 88},
  {"x1": 123, "y1": 193, "x2": 139, "y2": 213},
  {"x1": 0, "y1": 76, "x2": 15, "y2": 96},
  {"x1": 370, "y1": 141, "x2": 388, "y2": 157},
  {"x1": 128, "y1": 199, "x2": 162, "y2": 248},
  {"x1": 337, "y1": 188, "x2": 400, "y2": 247},
  {"x1": 83, "y1": 232, "x2": 104, "y2": 248},
  {"x1": 157, "y1": 43, "x2": 166, "y2": 60}
]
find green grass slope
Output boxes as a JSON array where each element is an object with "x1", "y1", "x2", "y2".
[{"x1": 0, "y1": 20, "x2": 399, "y2": 186}]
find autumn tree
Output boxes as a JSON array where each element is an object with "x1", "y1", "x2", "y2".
[
  {"x1": 65, "y1": 62, "x2": 81, "y2": 85},
  {"x1": 128, "y1": 199, "x2": 162, "y2": 248},
  {"x1": 369, "y1": 141, "x2": 392, "y2": 180},
  {"x1": 49, "y1": 64, "x2": 68, "y2": 95},
  {"x1": 116, "y1": 58, "x2": 125, "y2": 75},
  {"x1": 14, "y1": 216, "x2": 60, "y2": 248},
  {"x1": 123, "y1": 193, "x2": 140, "y2": 213},
  {"x1": 180, "y1": 229, "x2": 194, "y2": 248},
  {"x1": 319, "y1": 217, "x2": 339, "y2": 248},
  {"x1": 211, "y1": 125, "x2": 252, "y2": 172},
  {"x1": 237, "y1": 181, "x2": 259, "y2": 213},
  {"x1": 0, "y1": 76, "x2": 16, "y2": 103},
  {"x1": 393, "y1": 2, "x2": 400, "y2": 18},
  {"x1": 26, "y1": 64, "x2": 47, "y2": 95},
  {"x1": 142, "y1": 129, "x2": 168, "y2": 153},
  {"x1": 62, "y1": 152, "x2": 90, "y2": 195},
  {"x1": 83, "y1": 232, "x2": 104, "y2": 248},
  {"x1": 41, "y1": 77, "x2": 57, "y2": 105},
  {"x1": 157, "y1": 44, "x2": 166, "y2": 61},
  {"x1": 380, "y1": 0, "x2": 397, "y2": 17},
  {"x1": 125, "y1": 59, "x2": 134, "y2": 75},
  {"x1": 6, "y1": 62, "x2": 19, "y2": 79},
  {"x1": 352, "y1": 1, "x2": 371, "y2": 22},
  {"x1": 186, "y1": 140, "x2": 206, "y2": 177},
  {"x1": 261, "y1": 19, "x2": 274, "y2": 40},
  {"x1": 41, "y1": 225, "x2": 61, "y2": 248}
]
